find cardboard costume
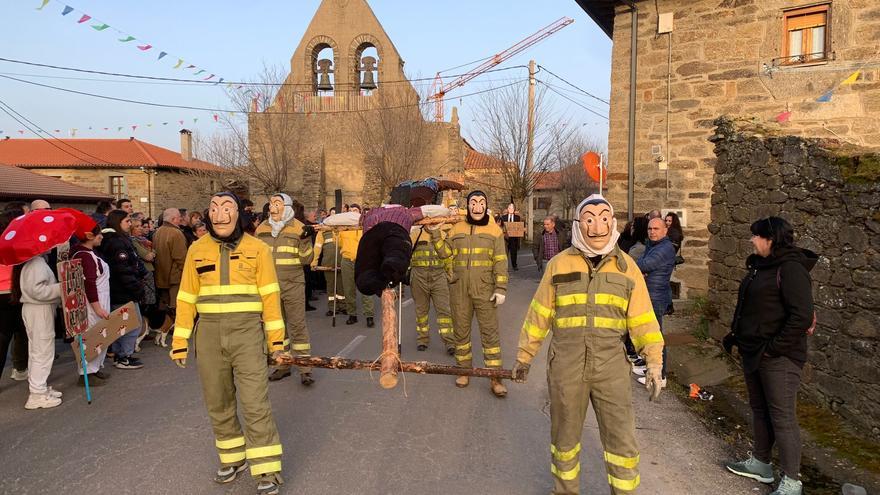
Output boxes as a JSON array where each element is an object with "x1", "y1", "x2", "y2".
[
  {"x1": 514, "y1": 195, "x2": 664, "y2": 495},
  {"x1": 255, "y1": 193, "x2": 315, "y2": 385},
  {"x1": 433, "y1": 190, "x2": 509, "y2": 397},
  {"x1": 170, "y1": 192, "x2": 285, "y2": 494}
]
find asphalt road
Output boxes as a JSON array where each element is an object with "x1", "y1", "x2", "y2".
[{"x1": 0, "y1": 254, "x2": 759, "y2": 494}]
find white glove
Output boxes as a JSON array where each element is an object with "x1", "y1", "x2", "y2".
[{"x1": 490, "y1": 292, "x2": 506, "y2": 306}]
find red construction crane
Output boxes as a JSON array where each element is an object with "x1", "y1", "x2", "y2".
[{"x1": 429, "y1": 16, "x2": 574, "y2": 122}]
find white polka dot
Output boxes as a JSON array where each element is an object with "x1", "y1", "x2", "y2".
[
  {"x1": 38, "y1": 235, "x2": 47, "y2": 242},
  {"x1": 43, "y1": 216, "x2": 55, "y2": 223},
  {"x1": 3, "y1": 230, "x2": 15, "y2": 241}
]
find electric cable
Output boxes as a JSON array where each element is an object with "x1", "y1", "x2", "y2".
[
  {"x1": 536, "y1": 80, "x2": 609, "y2": 120},
  {"x1": 537, "y1": 64, "x2": 610, "y2": 105}
]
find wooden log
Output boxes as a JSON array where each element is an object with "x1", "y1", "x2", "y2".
[
  {"x1": 273, "y1": 355, "x2": 515, "y2": 380},
  {"x1": 314, "y1": 215, "x2": 462, "y2": 231},
  {"x1": 379, "y1": 288, "x2": 398, "y2": 389}
]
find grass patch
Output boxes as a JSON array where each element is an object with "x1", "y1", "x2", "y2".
[
  {"x1": 831, "y1": 152, "x2": 880, "y2": 184},
  {"x1": 798, "y1": 397, "x2": 880, "y2": 473},
  {"x1": 688, "y1": 296, "x2": 718, "y2": 341}
]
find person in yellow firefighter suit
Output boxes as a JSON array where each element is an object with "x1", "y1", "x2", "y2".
[
  {"x1": 170, "y1": 192, "x2": 286, "y2": 495},
  {"x1": 512, "y1": 195, "x2": 665, "y2": 495},
  {"x1": 311, "y1": 229, "x2": 345, "y2": 317},
  {"x1": 409, "y1": 225, "x2": 455, "y2": 354},
  {"x1": 338, "y1": 204, "x2": 375, "y2": 327},
  {"x1": 255, "y1": 193, "x2": 315, "y2": 386},
  {"x1": 433, "y1": 190, "x2": 509, "y2": 397}
]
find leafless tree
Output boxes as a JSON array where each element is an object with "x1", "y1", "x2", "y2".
[
  {"x1": 555, "y1": 132, "x2": 605, "y2": 219},
  {"x1": 470, "y1": 83, "x2": 576, "y2": 227},
  {"x1": 352, "y1": 80, "x2": 433, "y2": 200},
  {"x1": 199, "y1": 64, "x2": 305, "y2": 196}
]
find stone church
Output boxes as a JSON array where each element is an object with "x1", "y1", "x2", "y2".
[{"x1": 249, "y1": 0, "x2": 465, "y2": 209}]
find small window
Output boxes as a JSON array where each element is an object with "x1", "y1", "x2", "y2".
[
  {"x1": 110, "y1": 176, "x2": 126, "y2": 199},
  {"x1": 535, "y1": 197, "x2": 552, "y2": 210},
  {"x1": 783, "y1": 4, "x2": 830, "y2": 64}
]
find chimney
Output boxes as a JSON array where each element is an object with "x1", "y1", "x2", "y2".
[{"x1": 180, "y1": 128, "x2": 192, "y2": 161}]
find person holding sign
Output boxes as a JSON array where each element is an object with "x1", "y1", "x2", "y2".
[
  {"x1": 498, "y1": 203, "x2": 522, "y2": 271},
  {"x1": 70, "y1": 214, "x2": 111, "y2": 386}
]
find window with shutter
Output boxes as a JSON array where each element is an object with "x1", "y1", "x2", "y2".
[{"x1": 782, "y1": 4, "x2": 830, "y2": 65}]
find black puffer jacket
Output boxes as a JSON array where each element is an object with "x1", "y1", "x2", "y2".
[
  {"x1": 98, "y1": 230, "x2": 147, "y2": 305},
  {"x1": 728, "y1": 246, "x2": 817, "y2": 373}
]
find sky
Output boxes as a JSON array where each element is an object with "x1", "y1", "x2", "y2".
[{"x1": 0, "y1": 0, "x2": 611, "y2": 153}]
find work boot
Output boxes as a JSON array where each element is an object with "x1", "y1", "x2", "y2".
[
  {"x1": 300, "y1": 372, "x2": 314, "y2": 386},
  {"x1": 770, "y1": 476, "x2": 803, "y2": 495},
  {"x1": 490, "y1": 378, "x2": 508, "y2": 398},
  {"x1": 455, "y1": 375, "x2": 469, "y2": 388},
  {"x1": 725, "y1": 453, "x2": 774, "y2": 484},
  {"x1": 214, "y1": 462, "x2": 248, "y2": 484},
  {"x1": 417, "y1": 344, "x2": 428, "y2": 352},
  {"x1": 268, "y1": 368, "x2": 291, "y2": 382},
  {"x1": 346, "y1": 316, "x2": 358, "y2": 325},
  {"x1": 325, "y1": 310, "x2": 334, "y2": 317},
  {"x1": 366, "y1": 317, "x2": 375, "y2": 328},
  {"x1": 446, "y1": 346, "x2": 455, "y2": 356}
]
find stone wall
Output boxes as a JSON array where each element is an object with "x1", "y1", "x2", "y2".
[
  {"x1": 605, "y1": 0, "x2": 880, "y2": 297},
  {"x1": 708, "y1": 117, "x2": 880, "y2": 434},
  {"x1": 26, "y1": 168, "x2": 215, "y2": 220}
]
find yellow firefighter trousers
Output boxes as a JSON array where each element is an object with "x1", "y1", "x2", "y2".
[
  {"x1": 277, "y1": 279, "x2": 310, "y2": 373},
  {"x1": 448, "y1": 278, "x2": 502, "y2": 369},
  {"x1": 548, "y1": 339, "x2": 640, "y2": 494},
  {"x1": 195, "y1": 315, "x2": 283, "y2": 478},
  {"x1": 410, "y1": 267, "x2": 454, "y2": 349},
  {"x1": 341, "y1": 258, "x2": 374, "y2": 318}
]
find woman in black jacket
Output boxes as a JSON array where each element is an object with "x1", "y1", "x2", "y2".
[
  {"x1": 724, "y1": 216, "x2": 816, "y2": 495},
  {"x1": 99, "y1": 209, "x2": 148, "y2": 370}
]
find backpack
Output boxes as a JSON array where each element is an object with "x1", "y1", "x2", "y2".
[{"x1": 776, "y1": 265, "x2": 817, "y2": 336}]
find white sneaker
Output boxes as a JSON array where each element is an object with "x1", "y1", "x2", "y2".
[
  {"x1": 637, "y1": 376, "x2": 667, "y2": 388},
  {"x1": 631, "y1": 365, "x2": 647, "y2": 376},
  {"x1": 10, "y1": 368, "x2": 28, "y2": 381},
  {"x1": 24, "y1": 392, "x2": 62, "y2": 410},
  {"x1": 47, "y1": 386, "x2": 63, "y2": 398}
]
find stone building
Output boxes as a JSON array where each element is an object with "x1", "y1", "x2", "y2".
[
  {"x1": 578, "y1": 0, "x2": 880, "y2": 296},
  {"x1": 249, "y1": 0, "x2": 465, "y2": 209},
  {"x1": 0, "y1": 130, "x2": 224, "y2": 218},
  {"x1": 0, "y1": 164, "x2": 111, "y2": 210}
]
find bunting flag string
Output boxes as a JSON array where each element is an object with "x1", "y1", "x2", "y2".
[
  {"x1": 1, "y1": 113, "x2": 229, "y2": 138},
  {"x1": 30, "y1": 0, "x2": 228, "y2": 85}
]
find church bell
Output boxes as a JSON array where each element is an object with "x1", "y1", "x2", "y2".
[
  {"x1": 316, "y1": 58, "x2": 334, "y2": 91},
  {"x1": 360, "y1": 56, "x2": 377, "y2": 91}
]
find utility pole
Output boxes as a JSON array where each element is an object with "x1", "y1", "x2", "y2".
[{"x1": 525, "y1": 59, "x2": 536, "y2": 242}]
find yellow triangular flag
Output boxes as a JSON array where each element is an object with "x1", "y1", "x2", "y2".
[{"x1": 841, "y1": 71, "x2": 860, "y2": 86}]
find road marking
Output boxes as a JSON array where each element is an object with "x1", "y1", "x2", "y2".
[{"x1": 336, "y1": 335, "x2": 366, "y2": 357}]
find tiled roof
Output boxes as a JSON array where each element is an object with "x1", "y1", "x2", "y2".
[
  {"x1": 535, "y1": 171, "x2": 562, "y2": 190},
  {"x1": 0, "y1": 164, "x2": 112, "y2": 202},
  {"x1": 462, "y1": 139, "x2": 507, "y2": 171},
  {"x1": 0, "y1": 138, "x2": 223, "y2": 172}
]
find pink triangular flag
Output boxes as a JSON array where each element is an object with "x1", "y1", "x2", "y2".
[
  {"x1": 137, "y1": 44, "x2": 152, "y2": 51},
  {"x1": 77, "y1": 14, "x2": 91, "y2": 23},
  {"x1": 775, "y1": 111, "x2": 792, "y2": 123},
  {"x1": 213, "y1": 114, "x2": 219, "y2": 122},
  {"x1": 178, "y1": 120, "x2": 184, "y2": 125},
  {"x1": 131, "y1": 125, "x2": 137, "y2": 131}
]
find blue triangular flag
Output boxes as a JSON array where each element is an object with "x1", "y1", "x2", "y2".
[
  {"x1": 62, "y1": 5, "x2": 74, "y2": 15},
  {"x1": 817, "y1": 90, "x2": 833, "y2": 102},
  {"x1": 158, "y1": 51, "x2": 167, "y2": 60}
]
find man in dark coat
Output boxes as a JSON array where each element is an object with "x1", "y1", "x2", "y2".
[
  {"x1": 498, "y1": 203, "x2": 522, "y2": 271},
  {"x1": 635, "y1": 218, "x2": 676, "y2": 383}
]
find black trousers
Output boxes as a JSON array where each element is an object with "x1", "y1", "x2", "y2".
[
  {"x1": 744, "y1": 355, "x2": 803, "y2": 479},
  {"x1": 0, "y1": 294, "x2": 28, "y2": 374},
  {"x1": 505, "y1": 238, "x2": 519, "y2": 269}
]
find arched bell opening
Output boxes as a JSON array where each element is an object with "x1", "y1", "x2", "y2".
[
  {"x1": 312, "y1": 44, "x2": 335, "y2": 95},
  {"x1": 355, "y1": 43, "x2": 379, "y2": 95}
]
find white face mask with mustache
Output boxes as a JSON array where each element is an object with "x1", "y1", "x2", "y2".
[{"x1": 571, "y1": 195, "x2": 620, "y2": 257}]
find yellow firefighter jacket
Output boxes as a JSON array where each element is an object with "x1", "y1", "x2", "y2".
[
  {"x1": 433, "y1": 218, "x2": 508, "y2": 298},
  {"x1": 170, "y1": 234, "x2": 286, "y2": 360},
  {"x1": 410, "y1": 227, "x2": 448, "y2": 270},
  {"x1": 338, "y1": 229, "x2": 362, "y2": 261},
  {"x1": 517, "y1": 245, "x2": 663, "y2": 368},
  {"x1": 254, "y1": 220, "x2": 314, "y2": 283},
  {"x1": 312, "y1": 230, "x2": 338, "y2": 268}
]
